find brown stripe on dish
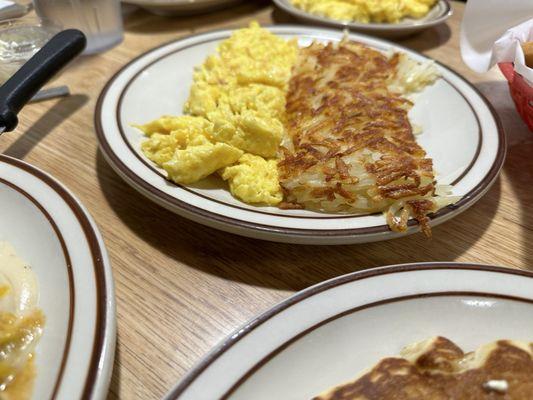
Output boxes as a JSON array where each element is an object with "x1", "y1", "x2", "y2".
[
  {"x1": 94, "y1": 27, "x2": 504, "y2": 237},
  {"x1": 220, "y1": 291, "x2": 533, "y2": 399},
  {"x1": 273, "y1": 0, "x2": 452, "y2": 31},
  {"x1": 164, "y1": 263, "x2": 533, "y2": 399},
  {"x1": 0, "y1": 175, "x2": 74, "y2": 399},
  {"x1": 0, "y1": 155, "x2": 110, "y2": 400}
]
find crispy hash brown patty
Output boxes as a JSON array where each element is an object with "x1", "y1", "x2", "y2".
[{"x1": 278, "y1": 40, "x2": 438, "y2": 236}]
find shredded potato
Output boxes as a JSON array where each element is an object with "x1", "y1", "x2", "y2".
[{"x1": 279, "y1": 39, "x2": 450, "y2": 236}]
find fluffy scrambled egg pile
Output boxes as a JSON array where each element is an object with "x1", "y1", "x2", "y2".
[
  {"x1": 291, "y1": 0, "x2": 438, "y2": 23},
  {"x1": 138, "y1": 22, "x2": 297, "y2": 206}
]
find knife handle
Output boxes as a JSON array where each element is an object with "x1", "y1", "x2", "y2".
[{"x1": 0, "y1": 29, "x2": 86, "y2": 132}]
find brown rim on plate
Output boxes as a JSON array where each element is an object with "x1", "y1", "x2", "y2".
[
  {"x1": 0, "y1": 176, "x2": 74, "y2": 399},
  {"x1": 164, "y1": 263, "x2": 533, "y2": 399},
  {"x1": 0, "y1": 155, "x2": 110, "y2": 400},
  {"x1": 220, "y1": 291, "x2": 533, "y2": 398},
  {"x1": 123, "y1": 0, "x2": 242, "y2": 8},
  {"x1": 94, "y1": 25, "x2": 506, "y2": 238},
  {"x1": 272, "y1": 0, "x2": 453, "y2": 31}
]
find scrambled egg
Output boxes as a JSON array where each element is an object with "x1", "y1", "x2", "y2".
[
  {"x1": 185, "y1": 21, "x2": 297, "y2": 158},
  {"x1": 138, "y1": 23, "x2": 297, "y2": 205},
  {"x1": 139, "y1": 116, "x2": 243, "y2": 184},
  {"x1": 221, "y1": 154, "x2": 282, "y2": 205},
  {"x1": 291, "y1": 0, "x2": 438, "y2": 23}
]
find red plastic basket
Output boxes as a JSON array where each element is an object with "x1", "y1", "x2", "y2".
[{"x1": 498, "y1": 62, "x2": 533, "y2": 131}]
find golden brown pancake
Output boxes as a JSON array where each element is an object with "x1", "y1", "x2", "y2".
[{"x1": 313, "y1": 337, "x2": 533, "y2": 400}]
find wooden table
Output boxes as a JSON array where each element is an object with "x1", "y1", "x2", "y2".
[{"x1": 1, "y1": 1, "x2": 531, "y2": 398}]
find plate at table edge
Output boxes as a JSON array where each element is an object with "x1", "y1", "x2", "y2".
[
  {"x1": 0, "y1": 154, "x2": 116, "y2": 399},
  {"x1": 272, "y1": 0, "x2": 453, "y2": 38},
  {"x1": 162, "y1": 263, "x2": 533, "y2": 400},
  {"x1": 121, "y1": 0, "x2": 245, "y2": 16},
  {"x1": 95, "y1": 25, "x2": 506, "y2": 245}
]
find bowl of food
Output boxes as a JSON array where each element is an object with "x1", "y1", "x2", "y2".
[{"x1": 272, "y1": 0, "x2": 452, "y2": 38}]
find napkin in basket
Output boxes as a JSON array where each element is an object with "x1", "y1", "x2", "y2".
[{"x1": 460, "y1": 0, "x2": 533, "y2": 130}]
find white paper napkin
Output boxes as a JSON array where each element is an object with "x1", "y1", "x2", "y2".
[{"x1": 460, "y1": 0, "x2": 533, "y2": 83}]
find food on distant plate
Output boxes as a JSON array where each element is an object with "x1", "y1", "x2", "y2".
[
  {"x1": 136, "y1": 23, "x2": 458, "y2": 235},
  {"x1": 0, "y1": 242, "x2": 44, "y2": 400},
  {"x1": 522, "y1": 41, "x2": 533, "y2": 68},
  {"x1": 290, "y1": 0, "x2": 438, "y2": 24},
  {"x1": 313, "y1": 336, "x2": 533, "y2": 399}
]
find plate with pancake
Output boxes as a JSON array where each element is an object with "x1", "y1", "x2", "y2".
[
  {"x1": 0, "y1": 155, "x2": 115, "y2": 399},
  {"x1": 95, "y1": 25, "x2": 505, "y2": 245},
  {"x1": 272, "y1": 0, "x2": 453, "y2": 38},
  {"x1": 162, "y1": 263, "x2": 533, "y2": 399}
]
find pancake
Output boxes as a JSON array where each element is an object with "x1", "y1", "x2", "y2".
[
  {"x1": 313, "y1": 337, "x2": 533, "y2": 399},
  {"x1": 278, "y1": 39, "x2": 454, "y2": 236}
]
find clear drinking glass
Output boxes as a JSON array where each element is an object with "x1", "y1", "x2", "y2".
[
  {"x1": 33, "y1": 0, "x2": 124, "y2": 54},
  {"x1": 0, "y1": 17, "x2": 60, "y2": 83}
]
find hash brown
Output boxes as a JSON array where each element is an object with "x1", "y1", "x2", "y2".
[{"x1": 279, "y1": 40, "x2": 441, "y2": 235}]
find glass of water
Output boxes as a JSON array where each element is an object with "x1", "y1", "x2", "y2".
[
  {"x1": 33, "y1": 0, "x2": 123, "y2": 54},
  {"x1": 0, "y1": 17, "x2": 60, "y2": 83}
]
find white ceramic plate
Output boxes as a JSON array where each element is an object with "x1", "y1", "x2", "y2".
[
  {"x1": 0, "y1": 155, "x2": 115, "y2": 399},
  {"x1": 163, "y1": 263, "x2": 533, "y2": 400},
  {"x1": 273, "y1": 0, "x2": 453, "y2": 38},
  {"x1": 95, "y1": 26, "x2": 505, "y2": 245},
  {"x1": 121, "y1": 0, "x2": 244, "y2": 16}
]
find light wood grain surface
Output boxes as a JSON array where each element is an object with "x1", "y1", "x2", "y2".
[{"x1": 1, "y1": 1, "x2": 532, "y2": 399}]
